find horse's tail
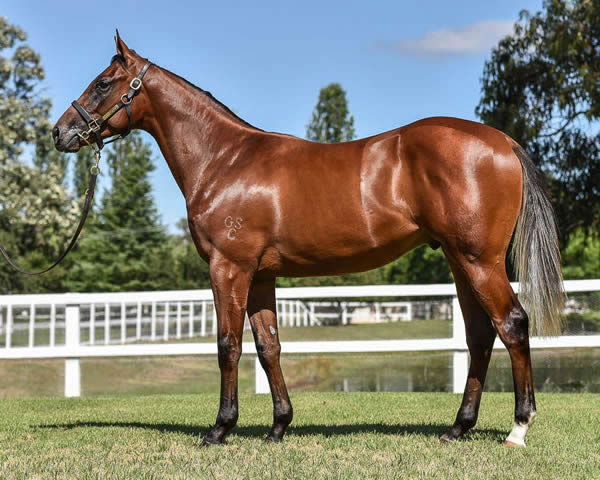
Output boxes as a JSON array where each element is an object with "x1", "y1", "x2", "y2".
[{"x1": 510, "y1": 144, "x2": 565, "y2": 336}]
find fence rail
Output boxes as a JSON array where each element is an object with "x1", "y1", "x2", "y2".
[{"x1": 0, "y1": 279, "x2": 599, "y2": 396}]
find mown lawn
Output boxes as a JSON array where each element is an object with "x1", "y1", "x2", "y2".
[{"x1": 0, "y1": 392, "x2": 598, "y2": 479}]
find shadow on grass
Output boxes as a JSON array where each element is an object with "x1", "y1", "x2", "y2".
[{"x1": 35, "y1": 421, "x2": 505, "y2": 441}]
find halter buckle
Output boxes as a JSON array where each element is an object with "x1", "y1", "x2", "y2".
[
  {"x1": 78, "y1": 130, "x2": 90, "y2": 140},
  {"x1": 121, "y1": 93, "x2": 132, "y2": 105},
  {"x1": 130, "y1": 78, "x2": 142, "y2": 90},
  {"x1": 87, "y1": 118, "x2": 102, "y2": 132}
]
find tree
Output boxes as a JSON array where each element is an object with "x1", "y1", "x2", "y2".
[
  {"x1": 0, "y1": 16, "x2": 52, "y2": 165},
  {"x1": 171, "y1": 218, "x2": 211, "y2": 289},
  {"x1": 476, "y1": 0, "x2": 600, "y2": 242},
  {"x1": 306, "y1": 83, "x2": 355, "y2": 143},
  {"x1": 277, "y1": 269, "x2": 386, "y2": 288},
  {"x1": 0, "y1": 17, "x2": 77, "y2": 293},
  {"x1": 34, "y1": 136, "x2": 69, "y2": 184},
  {"x1": 383, "y1": 246, "x2": 452, "y2": 285},
  {"x1": 0, "y1": 161, "x2": 79, "y2": 293},
  {"x1": 71, "y1": 147, "x2": 97, "y2": 197},
  {"x1": 65, "y1": 133, "x2": 176, "y2": 292},
  {"x1": 562, "y1": 228, "x2": 600, "y2": 280}
]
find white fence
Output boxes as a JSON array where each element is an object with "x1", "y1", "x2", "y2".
[
  {"x1": 0, "y1": 279, "x2": 599, "y2": 396},
  {"x1": 0, "y1": 297, "x2": 428, "y2": 345}
]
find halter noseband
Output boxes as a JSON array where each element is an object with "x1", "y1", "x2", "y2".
[{"x1": 71, "y1": 61, "x2": 152, "y2": 152}]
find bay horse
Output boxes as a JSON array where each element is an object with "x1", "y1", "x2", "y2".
[{"x1": 53, "y1": 33, "x2": 564, "y2": 448}]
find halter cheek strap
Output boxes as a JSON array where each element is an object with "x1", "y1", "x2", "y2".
[{"x1": 72, "y1": 61, "x2": 151, "y2": 151}]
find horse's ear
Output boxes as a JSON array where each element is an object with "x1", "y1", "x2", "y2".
[{"x1": 115, "y1": 29, "x2": 132, "y2": 62}]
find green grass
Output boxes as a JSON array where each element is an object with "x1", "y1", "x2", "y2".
[
  {"x1": 0, "y1": 393, "x2": 598, "y2": 479},
  {"x1": 264, "y1": 318, "x2": 451, "y2": 342}
]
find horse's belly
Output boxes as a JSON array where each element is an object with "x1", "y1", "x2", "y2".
[{"x1": 265, "y1": 217, "x2": 426, "y2": 277}]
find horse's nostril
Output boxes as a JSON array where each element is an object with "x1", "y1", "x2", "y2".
[{"x1": 52, "y1": 126, "x2": 60, "y2": 143}]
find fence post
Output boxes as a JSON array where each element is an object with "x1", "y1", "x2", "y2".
[
  {"x1": 201, "y1": 301, "x2": 206, "y2": 336},
  {"x1": 28, "y1": 304, "x2": 35, "y2": 347},
  {"x1": 188, "y1": 301, "x2": 194, "y2": 338},
  {"x1": 255, "y1": 356, "x2": 270, "y2": 394},
  {"x1": 65, "y1": 304, "x2": 81, "y2": 398},
  {"x1": 50, "y1": 304, "x2": 56, "y2": 347},
  {"x1": 451, "y1": 296, "x2": 468, "y2": 394},
  {"x1": 90, "y1": 303, "x2": 96, "y2": 345},
  {"x1": 212, "y1": 303, "x2": 218, "y2": 335},
  {"x1": 163, "y1": 302, "x2": 170, "y2": 340},
  {"x1": 120, "y1": 302, "x2": 126, "y2": 344},
  {"x1": 104, "y1": 303, "x2": 110, "y2": 345},
  {"x1": 5, "y1": 305, "x2": 12, "y2": 348},
  {"x1": 136, "y1": 301, "x2": 142, "y2": 340},
  {"x1": 296, "y1": 300, "x2": 301, "y2": 327}
]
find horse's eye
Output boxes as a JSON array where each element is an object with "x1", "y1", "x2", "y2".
[{"x1": 96, "y1": 80, "x2": 111, "y2": 92}]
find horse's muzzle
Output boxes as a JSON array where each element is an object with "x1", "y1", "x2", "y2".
[{"x1": 52, "y1": 125, "x2": 81, "y2": 152}]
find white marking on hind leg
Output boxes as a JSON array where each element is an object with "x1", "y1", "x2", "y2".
[{"x1": 505, "y1": 411, "x2": 536, "y2": 447}]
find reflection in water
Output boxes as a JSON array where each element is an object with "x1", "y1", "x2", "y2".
[{"x1": 282, "y1": 348, "x2": 600, "y2": 393}]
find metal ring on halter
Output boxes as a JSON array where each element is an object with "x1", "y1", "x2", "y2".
[
  {"x1": 90, "y1": 164, "x2": 101, "y2": 175},
  {"x1": 130, "y1": 78, "x2": 142, "y2": 90},
  {"x1": 121, "y1": 93, "x2": 132, "y2": 105}
]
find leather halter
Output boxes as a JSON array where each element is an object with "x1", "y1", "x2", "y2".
[
  {"x1": 72, "y1": 61, "x2": 152, "y2": 151},
  {"x1": 0, "y1": 62, "x2": 152, "y2": 276}
]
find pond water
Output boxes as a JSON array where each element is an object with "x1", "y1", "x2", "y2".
[
  {"x1": 0, "y1": 347, "x2": 598, "y2": 397},
  {"x1": 281, "y1": 348, "x2": 600, "y2": 393}
]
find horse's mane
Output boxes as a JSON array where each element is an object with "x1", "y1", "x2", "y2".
[
  {"x1": 109, "y1": 53, "x2": 262, "y2": 131},
  {"x1": 160, "y1": 65, "x2": 263, "y2": 132}
]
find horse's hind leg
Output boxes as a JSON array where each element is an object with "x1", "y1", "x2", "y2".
[
  {"x1": 440, "y1": 266, "x2": 496, "y2": 442},
  {"x1": 247, "y1": 276, "x2": 293, "y2": 442},
  {"x1": 443, "y1": 251, "x2": 537, "y2": 446}
]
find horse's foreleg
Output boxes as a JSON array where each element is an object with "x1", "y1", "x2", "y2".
[
  {"x1": 440, "y1": 267, "x2": 496, "y2": 442},
  {"x1": 248, "y1": 276, "x2": 293, "y2": 442},
  {"x1": 202, "y1": 258, "x2": 253, "y2": 445}
]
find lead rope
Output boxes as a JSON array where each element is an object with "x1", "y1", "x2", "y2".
[
  {"x1": 0, "y1": 61, "x2": 151, "y2": 276},
  {"x1": 0, "y1": 151, "x2": 100, "y2": 275}
]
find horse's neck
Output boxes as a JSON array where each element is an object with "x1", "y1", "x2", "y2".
[{"x1": 143, "y1": 66, "x2": 259, "y2": 201}]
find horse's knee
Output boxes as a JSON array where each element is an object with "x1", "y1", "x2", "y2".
[
  {"x1": 256, "y1": 339, "x2": 281, "y2": 368},
  {"x1": 217, "y1": 334, "x2": 241, "y2": 367},
  {"x1": 498, "y1": 304, "x2": 530, "y2": 351},
  {"x1": 254, "y1": 325, "x2": 281, "y2": 361}
]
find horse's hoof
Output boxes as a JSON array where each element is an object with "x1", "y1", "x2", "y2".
[
  {"x1": 265, "y1": 434, "x2": 283, "y2": 443},
  {"x1": 201, "y1": 436, "x2": 225, "y2": 447},
  {"x1": 504, "y1": 440, "x2": 525, "y2": 448},
  {"x1": 439, "y1": 433, "x2": 457, "y2": 444}
]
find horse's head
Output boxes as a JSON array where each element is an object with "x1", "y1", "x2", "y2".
[{"x1": 53, "y1": 31, "x2": 151, "y2": 152}]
